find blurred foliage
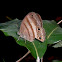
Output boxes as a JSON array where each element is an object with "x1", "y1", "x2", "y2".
[
  {"x1": 53, "y1": 40, "x2": 62, "y2": 48},
  {"x1": 52, "y1": 60, "x2": 62, "y2": 62}
]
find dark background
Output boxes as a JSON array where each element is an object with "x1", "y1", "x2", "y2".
[{"x1": 0, "y1": 8, "x2": 62, "y2": 62}]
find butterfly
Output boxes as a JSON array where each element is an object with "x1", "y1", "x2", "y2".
[{"x1": 18, "y1": 12, "x2": 46, "y2": 42}]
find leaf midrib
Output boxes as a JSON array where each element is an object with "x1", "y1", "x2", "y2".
[
  {"x1": 47, "y1": 27, "x2": 58, "y2": 39},
  {"x1": 32, "y1": 42, "x2": 38, "y2": 58}
]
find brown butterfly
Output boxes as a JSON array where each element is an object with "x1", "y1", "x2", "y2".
[{"x1": 18, "y1": 12, "x2": 46, "y2": 42}]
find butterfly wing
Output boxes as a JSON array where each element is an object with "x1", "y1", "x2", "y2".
[
  {"x1": 18, "y1": 12, "x2": 46, "y2": 42},
  {"x1": 36, "y1": 13, "x2": 43, "y2": 27},
  {"x1": 19, "y1": 17, "x2": 35, "y2": 42}
]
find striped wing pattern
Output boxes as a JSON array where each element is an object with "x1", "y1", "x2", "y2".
[{"x1": 18, "y1": 12, "x2": 46, "y2": 42}]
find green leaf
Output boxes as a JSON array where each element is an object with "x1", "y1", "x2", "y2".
[
  {"x1": 52, "y1": 40, "x2": 62, "y2": 48},
  {"x1": 43, "y1": 20, "x2": 62, "y2": 44},
  {"x1": 0, "y1": 19, "x2": 47, "y2": 59},
  {"x1": 0, "y1": 19, "x2": 62, "y2": 59}
]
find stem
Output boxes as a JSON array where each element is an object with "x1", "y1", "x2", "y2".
[
  {"x1": 16, "y1": 51, "x2": 30, "y2": 62},
  {"x1": 36, "y1": 57, "x2": 40, "y2": 62},
  {"x1": 41, "y1": 57, "x2": 43, "y2": 62},
  {"x1": 6, "y1": 16, "x2": 12, "y2": 20},
  {"x1": 57, "y1": 20, "x2": 62, "y2": 24},
  {"x1": 36, "y1": 57, "x2": 43, "y2": 62}
]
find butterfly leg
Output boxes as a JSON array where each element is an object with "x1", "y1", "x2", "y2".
[
  {"x1": 17, "y1": 36, "x2": 21, "y2": 41},
  {"x1": 25, "y1": 39, "x2": 27, "y2": 43},
  {"x1": 24, "y1": 36, "x2": 27, "y2": 43}
]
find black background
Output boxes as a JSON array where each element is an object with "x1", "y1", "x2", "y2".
[{"x1": 0, "y1": 8, "x2": 62, "y2": 62}]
